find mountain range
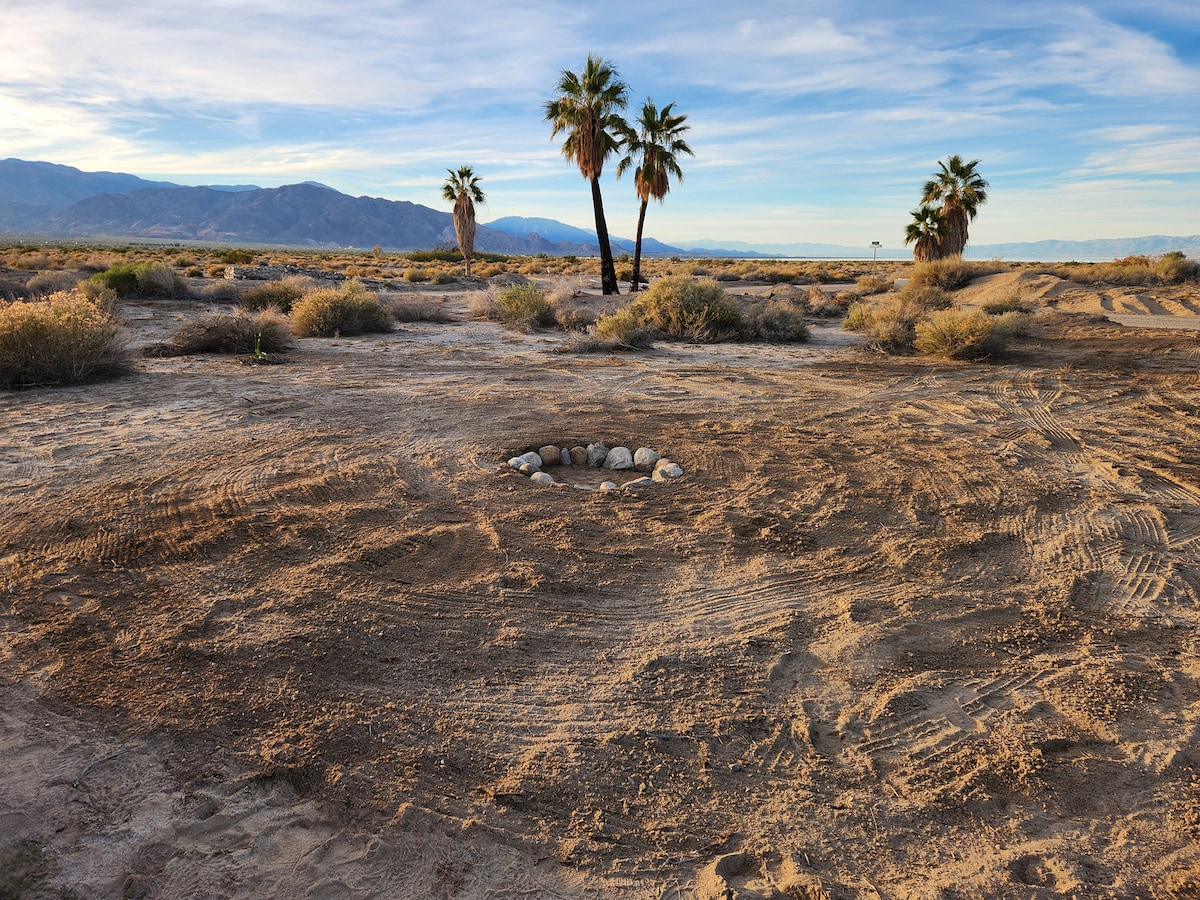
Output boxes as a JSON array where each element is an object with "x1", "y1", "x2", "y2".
[{"x1": 1, "y1": 159, "x2": 1196, "y2": 261}]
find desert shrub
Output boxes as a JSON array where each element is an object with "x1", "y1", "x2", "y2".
[
  {"x1": 218, "y1": 248, "x2": 255, "y2": 264},
  {"x1": 385, "y1": 295, "x2": 454, "y2": 323},
  {"x1": 0, "y1": 291, "x2": 130, "y2": 388},
  {"x1": 496, "y1": 283, "x2": 554, "y2": 331},
  {"x1": 981, "y1": 292, "x2": 1031, "y2": 315},
  {"x1": 152, "y1": 308, "x2": 293, "y2": 356},
  {"x1": 843, "y1": 298, "x2": 922, "y2": 354},
  {"x1": 741, "y1": 300, "x2": 810, "y2": 343},
  {"x1": 26, "y1": 270, "x2": 82, "y2": 296},
  {"x1": 434, "y1": 272, "x2": 457, "y2": 285},
  {"x1": 896, "y1": 283, "x2": 953, "y2": 311},
  {"x1": 593, "y1": 308, "x2": 657, "y2": 349},
  {"x1": 554, "y1": 306, "x2": 596, "y2": 332},
  {"x1": 854, "y1": 274, "x2": 890, "y2": 295},
  {"x1": 1154, "y1": 251, "x2": 1200, "y2": 283},
  {"x1": 291, "y1": 280, "x2": 392, "y2": 337},
  {"x1": 914, "y1": 309, "x2": 1010, "y2": 359},
  {"x1": 199, "y1": 281, "x2": 242, "y2": 304},
  {"x1": 909, "y1": 258, "x2": 1004, "y2": 291},
  {"x1": 617, "y1": 275, "x2": 742, "y2": 342},
  {"x1": 403, "y1": 268, "x2": 431, "y2": 283},
  {"x1": 87, "y1": 261, "x2": 187, "y2": 298},
  {"x1": 240, "y1": 280, "x2": 304, "y2": 312}
]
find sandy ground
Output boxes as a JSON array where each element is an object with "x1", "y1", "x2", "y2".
[{"x1": 2, "y1": 271, "x2": 1200, "y2": 898}]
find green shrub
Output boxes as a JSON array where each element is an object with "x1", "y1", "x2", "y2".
[
  {"x1": 1154, "y1": 251, "x2": 1200, "y2": 283},
  {"x1": 291, "y1": 281, "x2": 392, "y2": 337},
  {"x1": 496, "y1": 283, "x2": 554, "y2": 331},
  {"x1": 0, "y1": 291, "x2": 130, "y2": 388},
  {"x1": 914, "y1": 309, "x2": 1009, "y2": 359},
  {"x1": 87, "y1": 261, "x2": 187, "y2": 298},
  {"x1": 981, "y1": 292, "x2": 1030, "y2": 315},
  {"x1": 151, "y1": 308, "x2": 293, "y2": 356},
  {"x1": 619, "y1": 275, "x2": 742, "y2": 342},
  {"x1": 240, "y1": 280, "x2": 304, "y2": 312}
]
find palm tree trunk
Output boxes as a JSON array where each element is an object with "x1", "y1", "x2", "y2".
[
  {"x1": 590, "y1": 176, "x2": 620, "y2": 295},
  {"x1": 630, "y1": 199, "x2": 648, "y2": 292}
]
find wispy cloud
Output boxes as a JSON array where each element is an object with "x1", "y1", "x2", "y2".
[{"x1": 2, "y1": 0, "x2": 1199, "y2": 243}]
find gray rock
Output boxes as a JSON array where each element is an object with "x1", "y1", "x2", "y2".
[
  {"x1": 569, "y1": 446, "x2": 588, "y2": 466},
  {"x1": 538, "y1": 445, "x2": 560, "y2": 466},
  {"x1": 652, "y1": 463, "x2": 684, "y2": 481},
  {"x1": 510, "y1": 451, "x2": 542, "y2": 470},
  {"x1": 518, "y1": 463, "x2": 539, "y2": 476},
  {"x1": 560, "y1": 448, "x2": 572, "y2": 466},
  {"x1": 530, "y1": 471, "x2": 556, "y2": 485},
  {"x1": 586, "y1": 443, "x2": 609, "y2": 467},
  {"x1": 622, "y1": 476, "x2": 656, "y2": 489},
  {"x1": 604, "y1": 446, "x2": 634, "y2": 470},
  {"x1": 599, "y1": 481, "x2": 619, "y2": 490},
  {"x1": 633, "y1": 447, "x2": 660, "y2": 471}
]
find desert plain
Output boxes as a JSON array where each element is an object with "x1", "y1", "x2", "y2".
[{"x1": 2, "y1": 262, "x2": 1200, "y2": 898}]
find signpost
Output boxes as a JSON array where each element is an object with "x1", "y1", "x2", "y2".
[{"x1": 870, "y1": 241, "x2": 882, "y2": 266}]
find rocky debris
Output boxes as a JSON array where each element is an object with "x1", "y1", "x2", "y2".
[
  {"x1": 225, "y1": 264, "x2": 344, "y2": 282},
  {"x1": 508, "y1": 451, "x2": 543, "y2": 470},
  {"x1": 505, "y1": 441, "x2": 685, "y2": 491}
]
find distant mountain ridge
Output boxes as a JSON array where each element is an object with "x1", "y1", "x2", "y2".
[{"x1": 1, "y1": 159, "x2": 1195, "y2": 261}]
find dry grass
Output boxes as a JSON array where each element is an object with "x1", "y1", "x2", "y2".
[
  {"x1": 0, "y1": 291, "x2": 130, "y2": 388},
  {"x1": 291, "y1": 281, "x2": 392, "y2": 337},
  {"x1": 148, "y1": 308, "x2": 293, "y2": 357}
]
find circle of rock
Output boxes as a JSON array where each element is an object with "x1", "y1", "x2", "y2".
[{"x1": 506, "y1": 442, "x2": 685, "y2": 491}]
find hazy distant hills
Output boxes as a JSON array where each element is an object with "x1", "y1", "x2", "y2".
[
  {"x1": 1, "y1": 159, "x2": 1196, "y2": 261},
  {"x1": 0, "y1": 159, "x2": 604, "y2": 256}
]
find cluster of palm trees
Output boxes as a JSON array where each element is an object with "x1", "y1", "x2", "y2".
[
  {"x1": 442, "y1": 54, "x2": 693, "y2": 295},
  {"x1": 904, "y1": 155, "x2": 989, "y2": 262}
]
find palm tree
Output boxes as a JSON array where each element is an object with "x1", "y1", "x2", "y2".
[
  {"x1": 616, "y1": 100, "x2": 693, "y2": 292},
  {"x1": 544, "y1": 54, "x2": 629, "y2": 295},
  {"x1": 442, "y1": 165, "x2": 486, "y2": 276},
  {"x1": 920, "y1": 155, "x2": 988, "y2": 258},
  {"x1": 904, "y1": 204, "x2": 946, "y2": 262}
]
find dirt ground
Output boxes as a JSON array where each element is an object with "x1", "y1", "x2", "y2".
[{"x1": 2, "y1": 271, "x2": 1200, "y2": 898}]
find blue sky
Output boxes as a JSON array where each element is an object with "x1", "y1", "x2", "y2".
[{"x1": 3, "y1": 1, "x2": 1198, "y2": 249}]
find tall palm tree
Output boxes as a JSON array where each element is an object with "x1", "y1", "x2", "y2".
[
  {"x1": 616, "y1": 99, "x2": 693, "y2": 292},
  {"x1": 904, "y1": 204, "x2": 946, "y2": 262},
  {"x1": 920, "y1": 155, "x2": 988, "y2": 258},
  {"x1": 442, "y1": 165, "x2": 486, "y2": 276},
  {"x1": 544, "y1": 54, "x2": 629, "y2": 295}
]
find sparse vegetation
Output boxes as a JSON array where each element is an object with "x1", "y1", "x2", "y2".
[
  {"x1": 909, "y1": 258, "x2": 1004, "y2": 291},
  {"x1": 149, "y1": 307, "x2": 293, "y2": 357},
  {"x1": 913, "y1": 309, "x2": 1010, "y2": 359},
  {"x1": 612, "y1": 275, "x2": 743, "y2": 342},
  {"x1": 495, "y1": 283, "x2": 555, "y2": 331},
  {"x1": 0, "y1": 291, "x2": 130, "y2": 388},
  {"x1": 239, "y1": 280, "x2": 306, "y2": 312},
  {"x1": 291, "y1": 281, "x2": 392, "y2": 337},
  {"x1": 87, "y1": 261, "x2": 188, "y2": 298}
]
